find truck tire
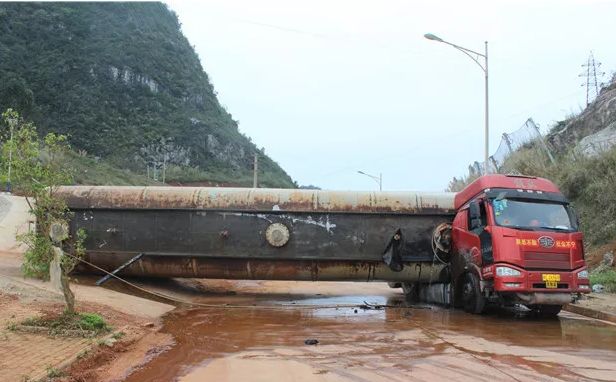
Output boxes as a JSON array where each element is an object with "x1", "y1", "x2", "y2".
[
  {"x1": 531, "y1": 305, "x2": 562, "y2": 318},
  {"x1": 402, "y1": 282, "x2": 420, "y2": 303},
  {"x1": 462, "y1": 273, "x2": 485, "y2": 314}
]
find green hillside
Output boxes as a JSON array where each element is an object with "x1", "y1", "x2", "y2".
[{"x1": 0, "y1": 2, "x2": 294, "y2": 188}]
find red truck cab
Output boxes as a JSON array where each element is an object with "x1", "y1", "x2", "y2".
[{"x1": 450, "y1": 174, "x2": 589, "y2": 316}]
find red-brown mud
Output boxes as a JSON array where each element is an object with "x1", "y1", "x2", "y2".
[{"x1": 115, "y1": 280, "x2": 616, "y2": 382}]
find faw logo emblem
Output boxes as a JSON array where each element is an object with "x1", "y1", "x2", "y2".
[{"x1": 538, "y1": 236, "x2": 555, "y2": 248}]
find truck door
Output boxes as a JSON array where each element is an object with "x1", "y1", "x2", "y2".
[
  {"x1": 470, "y1": 199, "x2": 493, "y2": 265},
  {"x1": 451, "y1": 199, "x2": 492, "y2": 276}
]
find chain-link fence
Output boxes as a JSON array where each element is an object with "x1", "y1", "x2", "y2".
[{"x1": 467, "y1": 118, "x2": 554, "y2": 176}]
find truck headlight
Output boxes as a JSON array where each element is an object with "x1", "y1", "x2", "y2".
[
  {"x1": 577, "y1": 270, "x2": 589, "y2": 279},
  {"x1": 496, "y1": 266, "x2": 522, "y2": 277}
]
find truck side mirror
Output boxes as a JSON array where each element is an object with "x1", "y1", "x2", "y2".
[{"x1": 469, "y1": 201, "x2": 482, "y2": 230}]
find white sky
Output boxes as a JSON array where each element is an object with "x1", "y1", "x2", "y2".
[{"x1": 166, "y1": 0, "x2": 616, "y2": 191}]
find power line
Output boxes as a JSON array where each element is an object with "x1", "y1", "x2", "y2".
[{"x1": 579, "y1": 51, "x2": 605, "y2": 106}]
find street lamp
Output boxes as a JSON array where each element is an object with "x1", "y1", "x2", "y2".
[
  {"x1": 357, "y1": 170, "x2": 382, "y2": 191},
  {"x1": 424, "y1": 33, "x2": 490, "y2": 175}
]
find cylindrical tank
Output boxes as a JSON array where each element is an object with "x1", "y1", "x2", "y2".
[{"x1": 56, "y1": 186, "x2": 455, "y2": 282}]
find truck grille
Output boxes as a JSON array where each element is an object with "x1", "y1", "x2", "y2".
[{"x1": 524, "y1": 252, "x2": 571, "y2": 270}]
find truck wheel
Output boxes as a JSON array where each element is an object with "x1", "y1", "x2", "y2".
[
  {"x1": 402, "y1": 282, "x2": 419, "y2": 303},
  {"x1": 462, "y1": 273, "x2": 485, "y2": 314},
  {"x1": 532, "y1": 305, "x2": 562, "y2": 318}
]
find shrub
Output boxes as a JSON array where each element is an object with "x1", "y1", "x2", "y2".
[
  {"x1": 20, "y1": 311, "x2": 110, "y2": 335},
  {"x1": 590, "y1": 267, "x2": 616, "y2": 292},
  {"x1": 78, "y1": 313, "x2": 108, "y2": 331}
]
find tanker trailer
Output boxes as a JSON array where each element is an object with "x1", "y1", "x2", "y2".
[{"x1": 55, "y1": 186, "x2": 456, "y2": 286}]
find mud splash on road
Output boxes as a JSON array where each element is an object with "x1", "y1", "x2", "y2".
[{"x1": 118, "y1": 281, "x2": 616, "y2": 382}]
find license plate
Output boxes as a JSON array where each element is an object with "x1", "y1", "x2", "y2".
[
  {"x1": 542, "y1": 274, "x2": 560, "y2": 288},
  {"x1": 542, "y1": 274, "x2": 561, "y2": 282}
]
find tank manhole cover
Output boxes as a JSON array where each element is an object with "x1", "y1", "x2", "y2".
[{"x1": 265, "y1": 223, "x2": 290, "y2": 247}]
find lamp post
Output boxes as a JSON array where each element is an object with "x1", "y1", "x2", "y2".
[
  {"x1": 357, "y1": 170, "x2": 382, "y2": 191},
  {"x1": 424, "y1": 33, "x2": 489, "y2": 175}
]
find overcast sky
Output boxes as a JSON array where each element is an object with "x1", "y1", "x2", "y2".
[{"x1": 166, "y1": 0, "x2": 615, "y2": 191}]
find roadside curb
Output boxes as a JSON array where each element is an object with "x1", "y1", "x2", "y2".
[{"x1": 563, "y1": 303, "x2": 616, "y2": 324}]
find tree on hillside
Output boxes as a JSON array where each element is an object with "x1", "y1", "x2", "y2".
[
  {"x1": 0, "y1": 75, "x2": 34, "y2": 117},
  {"x1": 0, "y1": 108, "x2": 85, "y2": 314}
]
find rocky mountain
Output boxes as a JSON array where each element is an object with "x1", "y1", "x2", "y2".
[
  {"x1": 548, "y1": 79, "x2": 616, "y2": 156},
  {"x1": 0, "y1": 2, "x2": 295, "y2": 187}
]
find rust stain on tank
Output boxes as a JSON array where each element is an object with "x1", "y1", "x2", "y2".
[
  {"x1": 81, "y1": 255, "x2": 449, "y2": 283},
  {"x1": 55, "y1": 186, "x2": 455, "y2": 214}
]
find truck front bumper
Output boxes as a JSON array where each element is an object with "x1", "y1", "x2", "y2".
[
  {"x1": 490, "y1": 264, "x2": 590, "y2": 294},
  {"x1": 514, "y1": 292, "x2": 575, "y2": 305}
]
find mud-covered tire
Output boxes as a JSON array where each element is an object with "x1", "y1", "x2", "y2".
[
  {"x1": 531, "y1": 304, "x2": 562, "y2": 318},
  {"x1": 462, "y1": 273, "x2": 485, "y2": 314}
]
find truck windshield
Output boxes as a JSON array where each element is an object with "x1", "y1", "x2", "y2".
[{"x1": 491, "y1": 198, "x2": 576, "y2": 231}]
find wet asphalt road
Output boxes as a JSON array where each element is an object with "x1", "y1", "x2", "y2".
[{"x1": 104, "y1": 279, "x2": 616, "y2": 382}]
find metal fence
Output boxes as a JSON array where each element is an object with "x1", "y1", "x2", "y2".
[{"x1": 468, "y1": 118, "x2": 553, "y2": 176}]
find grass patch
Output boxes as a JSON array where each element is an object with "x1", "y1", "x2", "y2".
[
  {"x1": 51, "y1": 147, "x2": 295, "y2": 188},
  {"x1": 21, "y1": 312, "x2": 110, "y2": 337},
  {"x1": 78, "y1": 312, "x2": 108, "y2": 331},
  {"x1": 590, "y1": 266, "x2": 616, "y2": 292},
  {"x1": 46, "y1": 366, "x2": 63, "y2": 379},
  {"x1": 63, "y1": 150, "x2": 162, "y2": 186}
]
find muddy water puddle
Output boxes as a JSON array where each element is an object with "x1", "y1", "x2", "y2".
[{"x1": 114, "y1": 281, "x2": 616, "y2": 382}]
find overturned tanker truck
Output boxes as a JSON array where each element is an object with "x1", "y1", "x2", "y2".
[{"x1": 55, "y1": 174, "x2": 589, "y2": 316}]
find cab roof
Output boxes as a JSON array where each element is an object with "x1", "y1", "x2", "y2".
[{"x1": 454, "y1": 174, "x2": 562, "y2": 210}]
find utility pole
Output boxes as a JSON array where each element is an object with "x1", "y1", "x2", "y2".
[
  {"x1": 253, "y1": 153, "x2": 258, "y2": 188},
  {"x1": 162, "y1": 154, "x2": 167, "y2": 183},
  {"x1": 6, "y1": 116, "x2": 16, "y2": 193},
  {"x1": 580, "y1": 51, "x2": 605, "y2": 106},
  {"x1": 484, "y1": 40, "x2": 489, "y2": 175}
]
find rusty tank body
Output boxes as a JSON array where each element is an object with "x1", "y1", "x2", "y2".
[{"x1": 56, "y1": 186, "x2": 456, "y2": 283}]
